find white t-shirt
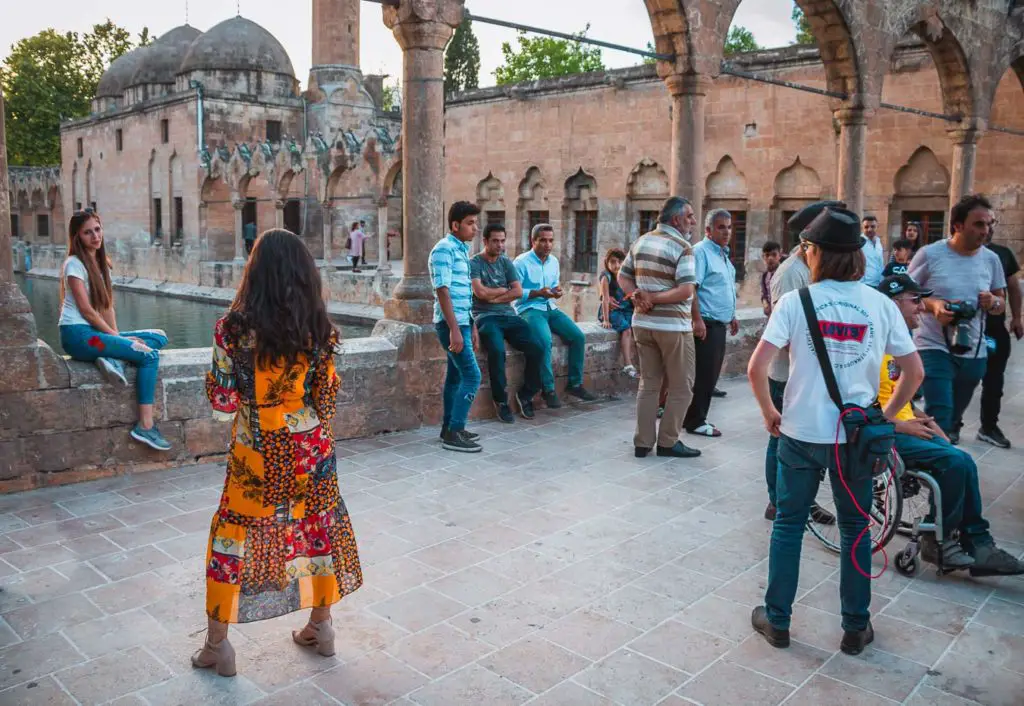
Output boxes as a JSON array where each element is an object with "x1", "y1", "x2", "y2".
[
  {"x1": 762, "y1": 280, "x2": 916, "y2": 444},
  {"x1": 58, "y1": 256, "x2": 92, "y2": 327}
]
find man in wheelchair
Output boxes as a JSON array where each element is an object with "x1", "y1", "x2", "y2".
[{"x1": 878, "y1": 273, "x2": 1023, "y2": 576}]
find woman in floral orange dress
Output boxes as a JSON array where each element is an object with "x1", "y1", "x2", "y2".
[{"x1": 193, "y1": 229, "x2": 362, "y2": 677}]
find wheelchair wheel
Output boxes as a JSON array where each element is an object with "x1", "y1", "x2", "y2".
[
  {"x1": 895, "y1": 543, "x2": 919, "y2": 577},
  {"x1": 896, "y1": 474, "x2": 934, "y2": 538},
  {"x1": 807, "y1": 467, "x2": 902, "y2": 555}
]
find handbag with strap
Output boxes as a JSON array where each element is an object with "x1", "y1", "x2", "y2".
[{"x1": 798, "y1": 287, "x2": 894, "y2": 478}]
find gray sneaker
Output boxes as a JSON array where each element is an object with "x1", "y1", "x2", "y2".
[
  {"x1": 131, "y1": 424, "x2": 172, "y2": 451},
  {"x1": 969, "y1": 544, "x2": 1024, "y2": 577},
  {"x1": 96, "y1": 357, "x2": 128, "y2": 386}
]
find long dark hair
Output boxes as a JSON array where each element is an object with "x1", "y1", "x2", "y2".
[
  {"x1": 226, "y1": 229, "x2": 336, "y2": 368},
  {"x1": 604, "y1": 248, "x2": 626, "y2": 285},
  {"x1": 61, "y1": 211, "x2": 113, "y2": 311},
  {"x1": 810, "y1": 246, "x2": 865, "y2": 283}
]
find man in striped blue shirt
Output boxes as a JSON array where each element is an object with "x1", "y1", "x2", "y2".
[{"x1": 430, "y1": 201, "x2": 483, "y2": 453}]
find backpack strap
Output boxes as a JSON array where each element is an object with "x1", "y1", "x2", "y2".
[{"x1": 798, "y1": 287, "x2": 844, "y2": 413}]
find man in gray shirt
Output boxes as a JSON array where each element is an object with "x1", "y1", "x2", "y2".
[
  {"x1": 763, "y1": 201, "x2": 844, "y2": 524},
  {"x1": 909, "y1": 194, "x2": 1007, "y2": 443},
  {"x1": 471, "y1": 224, "x2": 545, "y2": 423}
]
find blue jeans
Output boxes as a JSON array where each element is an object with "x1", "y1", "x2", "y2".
[
  {"x1": 764, "y1": 379, "x2": 787, "y2": 506},
  {"x1": 60, "y1": 325, "x2": 167, "y2": 405},
  {"x1": 520, "y1": 307, "x2": 586, "y2": 392},
  {"x1": 919, "y1": 349, "x2": 987, "y2": 434},
  {"x1": 895, "y1": 433, "x2": 992, "y2": 549},
  {"x1": 435, "y1": 322, "x2": 481, "y2": 432},
  {"x1": 765, "y1": 435, "x2": 873, "y2": 632}
]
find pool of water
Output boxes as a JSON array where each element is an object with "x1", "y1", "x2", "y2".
[{"x1": 15, "y1": 274, "x2": 373, "y2": 351}]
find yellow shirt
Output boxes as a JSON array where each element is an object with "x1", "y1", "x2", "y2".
[{"x1": 877, "y1": 354, "x2": 915, "y2": 422}]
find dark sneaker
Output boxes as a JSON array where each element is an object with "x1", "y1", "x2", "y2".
[
  {"x1": 495, "y1": 401, "x2": 515, "y2": 424},
  {"x1": 764, "y1": 503, "x2": 777, "y2": 521},
  {"x1": 656, "y1": 441, "x2": 701, "y2": 458},
  {"x1": 440, "y1": 427, "x2": 479, "y2": 441},
  {"x1": 635, "y1": 447, "x2": 651, "y2": 458},
  {"x1": 840, "y1": 622, "x2": 874, "y2": 655},
  {"x1": 130, "y1": 424, "x2": 172, "y2": 451},
  {"x1": 969, "y1": 544, "x2": 1024, "y2": 577},
  {"x1": 711, "y1": 387, "x2": 727, "y2": 398},
  {"x1": 442, "y1": 430, "x2": 482, "y2": 453},
  {"x1": 566, "y1": 385, "x2": 599, "y2": 403},
  {"x1": 751, "y1": 606, "x2": 789, "y2": 648},
  {"x1": 515, "y1": 389, "x2": 535, "y2": 420},
  {"x1": 939, "y1": 539, "x2": 975, "y2": 569},
  {"x1": 542, "y1": 391, "x2": 562, "y2": 409},
  {"x1": 810, "y1": 504, "x2": 836, "y2": 525},
  {"x1": 948, "y1": 430, "x2": 960, "y2": 446},
  {"x1": 978, "y1": 426, "x2": 1011, "y2": 449}
]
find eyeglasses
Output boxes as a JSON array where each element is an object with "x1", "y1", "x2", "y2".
[{"x1": 799, "y1": 241, "x2": 812, "y2": 252}]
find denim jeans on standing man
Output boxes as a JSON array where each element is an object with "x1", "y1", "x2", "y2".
[
  {"x1": 765, "y1": 435, "x2": 873, "y2": 632},
  {"x1": 435, "y1": 322, "x2": 482, "y2": 432},
  {"x1": 918, "y1": 349, "x2": 987, "y2": 434},
  {"x1": 764, "y1": 378, "x2": 787, "y2": 507}
]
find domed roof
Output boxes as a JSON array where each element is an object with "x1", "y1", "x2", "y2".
[
  {"x1": 178, "y1": 16, "x2": 294, "y2": 77},
  {"x1": 96, "y1": 48, "x2": 144, "y2": 98},
  {"x1": 129, "y1": 25, "x2": 202, "y2": 86}
]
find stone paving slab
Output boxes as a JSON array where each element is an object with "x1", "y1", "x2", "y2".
[{"x1": 1, "y1": 361, "x2": 1024, "y2": 705}]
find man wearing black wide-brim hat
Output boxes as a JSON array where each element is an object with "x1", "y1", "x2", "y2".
[{"x1": 747, "y1": 206, "x2": 925, "y2": 656}]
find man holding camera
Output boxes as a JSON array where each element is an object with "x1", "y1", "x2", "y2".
[{"x1": 907, "y1": 195, "x2": 1007, "y2": 444}]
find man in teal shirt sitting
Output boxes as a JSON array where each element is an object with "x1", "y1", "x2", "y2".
[{"x1": 513, "y1": 224, "x2": 598, "y2": 408}]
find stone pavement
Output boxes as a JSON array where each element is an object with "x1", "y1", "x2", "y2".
[{"x1": 1, "y1": 367, "x2": 1023, "y2": 705}]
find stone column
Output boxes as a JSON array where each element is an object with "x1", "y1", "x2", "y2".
[
  {"x1": 381, "y1": 0, "x2": 464, "y2": 323},
  {"x1": 275, "y1": 199, "x2": 285, "y2": 229},
  {"x1": 321, "y1": 200, "x2": 333, "y2": 262},
  {"x1": 836, "y1": 107, "x2": 869, "y2": 217},
  {"x1": 665, "y1": 73, "x2": 710, "y2": 227},
  {"x1": 948, "y1": 124, "x2": 983, "y2": 207},
  {"x1": 376, "y1": 199, "x2": 390, "y2": 273},
  {"x1": 232, "y1": 199, "x2": 245, "y2": 260}
]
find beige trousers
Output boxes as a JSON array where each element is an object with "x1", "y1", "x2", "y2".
[{"x1": 633, "y1": 327, "x2": 695, "y2": 449}]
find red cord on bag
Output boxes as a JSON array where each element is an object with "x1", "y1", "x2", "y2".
[{"x1": 833, "y1": 408, "x2": 895, "y2": 579}]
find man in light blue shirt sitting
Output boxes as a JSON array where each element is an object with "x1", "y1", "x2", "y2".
[
  {"x1": 430, "y1": 201, "x2": 483, "y2": 453},
  {"x1": 513, "y1": 224, "x2": 598, "y2": 408},
  {"x1": 684, "y1": 208, "x2": 739, "y2": 437},
  {"x1": 860, "y1": 214, "x2": 885, "y2": 287}
]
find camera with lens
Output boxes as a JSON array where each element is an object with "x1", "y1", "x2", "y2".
[{"x1": 944, "y1": 300, "x2": 978, "y2": 354}]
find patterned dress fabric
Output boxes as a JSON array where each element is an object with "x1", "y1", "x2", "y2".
[{"x1": 203, "y1": 316, "x2": 361, "y2": 623}]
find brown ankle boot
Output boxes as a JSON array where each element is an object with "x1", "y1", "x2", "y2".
[
  {"x1": 191, "y1": 637, "x2": 236, "y2": 677},
  {"x1": 292, "y1": 618, "x2": 336, "y2": 657}
]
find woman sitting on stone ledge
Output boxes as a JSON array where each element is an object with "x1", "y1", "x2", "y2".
[
  {"x1": 193, "y1": 229, "x2": 362, "y2": 678},
  {"x1": 57, "y1": 210, "x2": 171, "y2": 451}
]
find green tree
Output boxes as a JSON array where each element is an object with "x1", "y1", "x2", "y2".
[
  {"x1": 724, "y1": 26, "x2": 761, "y2": 56},
  {"x1": 494, "y1": 25, "x2": 605, "y2": 85},
  {"x1": 792, "y1": 4, "x2": 815, "y2": 45},
  {"x1": 1, "y1": 19, "x2": 145, "y2": 166},
  {"x1": 642, "y1": 41, "x2": 657, "y2": 66},
  {"x1": 444, "y1": 17, "x2": 480, "y2": 97},
  {"x1": 382, "y1": 80, "x2": 399, "y2": 111}
]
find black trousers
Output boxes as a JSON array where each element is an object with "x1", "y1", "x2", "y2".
[
  {"x1": 477, "y1": 315, "x2": 544, "y2": 404},
  {"x1": 684, "y1": 319, "x2": 727, "y2": 431},
  {"x1": 980, "y1": 319, "x2": 1011, "y2": 429},
  {"x1": 350, "y1": 255, "x2": 362, "y2": 268}
]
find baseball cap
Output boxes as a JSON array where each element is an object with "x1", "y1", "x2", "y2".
[{"x1": 877, "y1": 273, "x2": 933, "y2": 298}]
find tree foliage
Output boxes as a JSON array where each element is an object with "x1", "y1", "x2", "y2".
[
  {"x1": 1, "y1": 19, "x2": 147, "y2": 166},
  {"x1": 724, "y1": 26, "x2": 761, "y2": 56},
  {"x1": 792, "y1": 4, "x2": 815, "y2": 45},
  {"x1": 381, "y1": 80, "x2": 400, "y2": 112},
  {"x1": 643, "y1": 41, "x2": 657, "y2": 66},
  {"x1": 494, "y1": 25, "x2": 605, "y2": 85},
  {"x1": 444, "y1": 17, "x2": 480, "y2": 97}
]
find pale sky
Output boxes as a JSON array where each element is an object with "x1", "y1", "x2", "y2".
[{"x1": 1, "y1": 0, "x2": 799, "y2": 90}]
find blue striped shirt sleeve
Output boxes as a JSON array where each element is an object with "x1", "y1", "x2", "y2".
[{"x1": 431, "y1": 246, "x2": 454, "y2": 290}]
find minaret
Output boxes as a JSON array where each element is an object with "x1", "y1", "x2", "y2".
[{"x1": 310, "y1": 0, "x2": 361, "y2": 90}]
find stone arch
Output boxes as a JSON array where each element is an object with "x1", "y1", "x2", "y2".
[
  {"x1": 85, "y1": 161, "x2": 96, "y2": 210},
  {"x1": 148, "y1": 151, "x2": 164, "y2": 244},
  {"x1": 706, "y1": 155, "x2": 751, "y2": 280},
  {"x1": 475, "y1": 172, "x2": 505, "y2": 252},
  {"x1": 242, "y1": 172, "x2": 275, "y2": 246},
  {"x1": 169, "y1": 152, "x2": 183, "y2": 245},
  {"x1": 563, "y1": 168, "x2": 600, "y2": 273},
  {"x1": 200, "y1": 176, "x2": 235, "y2": 260},
  {"x1": 888, "y1": 146, "x2": 951, "y2": 245},
  {"x1": 71, "y1": 163, "x2": 81, "y2": 211},
  {"x1": 788, "y1": 1, "x2": 864, "y2": 100},
  {"x1": 48, "y1": 185, "x2": 63, "y2": 242},
  {"x1": 378, "y1": 161, "x2": 403, "y2": 261},
  {"x1": 516, "y1": 166, "x2": 548, "y2": 255},
  {"x1": 773, "y1": 157, "x2": 822, "y2": 249},
  {"x1": 626, "y1": 159, "x2": 669, "y2": 243}
]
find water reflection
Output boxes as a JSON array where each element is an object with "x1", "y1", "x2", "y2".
[{"x1": 15, "y1": 275, "x2": 372, "y2": 351}]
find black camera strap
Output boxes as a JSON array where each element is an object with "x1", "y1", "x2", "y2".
[{"x1": 799, "y1": 286, "x2": 844, "y2": 413}]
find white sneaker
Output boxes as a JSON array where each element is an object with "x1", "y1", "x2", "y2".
[
  {"x1": 622, "y1": 364, "x2": 638, "y2": 379},
  {"x1": 96, "y1": 357, "x2": 128, "y2": 386}
]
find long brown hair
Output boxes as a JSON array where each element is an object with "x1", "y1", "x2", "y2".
[
  {"x1": 60, "y1": 211, "x2": 113, "y2": 311},
  {"x1": 809, "y1": 245, "x2": 865, "y2": 283},
  {"x1": 225, "y1": 229, "x2": 336, "y2": 368}
]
